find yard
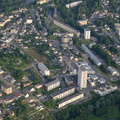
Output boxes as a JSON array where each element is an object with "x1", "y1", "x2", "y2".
[{"x1": 25, "y1": 48, "x2": 47, "y2": 63}]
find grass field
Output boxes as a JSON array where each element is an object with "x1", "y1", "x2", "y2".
[
  {"x1": 90, "y1": 106, "x2": 120, "y2": 120},
  {"x1": 25, "y1": 48, "x2": 47, "y2": 63}
]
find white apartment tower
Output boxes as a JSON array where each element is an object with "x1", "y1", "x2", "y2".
[
  {"x1": 78, "y1": 66, "x2": 88, "y2": 89},
  {"x1": 84, "y1": 28, "x2": 91, "y2": 39}
]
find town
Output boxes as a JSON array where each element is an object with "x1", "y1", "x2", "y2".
[{"x1": 0, "y1": 0, "x2": 120, "y2": 120}]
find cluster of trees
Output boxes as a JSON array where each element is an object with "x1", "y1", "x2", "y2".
[
  {"x1": 98, "y1": 36, "x2": 115, "y2": 45},
  {"x1": 11, "y1": 69, "x2": 24, "y2": 81},
  {"x1": 55, "y1": 91, "x2": 120, "y2": 120},
  {"x1": 50, "y1": 0, "x2": 102, "y2": 27},
  {"x1": 44, "y1": 99, "x2": 56, "y2": 109},
  {"x1": 95, "y1": 16, "x2": 117, "y2": 28},
  {"x1": 0, "y1": 0, "x2": 24, "y2": 14},
  {"x1": 109, "y1": 46, "x2": 118, "y2": 54},
  {"x1": 92, "y1": 44, "x2": 116, "y2": 66},
  {"x1": 108, "y1": 0, "x2": 119, "y2": 13}
]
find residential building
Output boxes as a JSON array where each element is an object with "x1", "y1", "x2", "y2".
[
  {"x1": 38, "y1": 62, "x2": 50, "y2": 76},
  {"x1": 37, "y1": 0, "x2": 50, "y2": 4},
  {"x1": 44, "y1": 79, "x2": 60, "y2": 91},
  {"x1": 53, "y1": 20, "x2": 80, "y2": 37},
  {"x1": 51, "y1": 86, "x2": 75, "y2": 100},
  {"x1": 81, "y1": 44, "x2": 101, "y2": 66},
  {"x1": 78, "y1": 66, "x2": 88, "y2": 89},
  {"x1": 94, "y1": 85, "x2": 117, "y2": 96},
  {"x1": 108, "y1": 66, "x2": 119, "y2": 76},
  {"x1": 57, "y1": 93, "x2": 84, "y2": 108},
  {"x1": 98, "y1": 78, "x2": 106, "y2": 84},
  {"x1": 114, "y1": 23, "x2": 120, "y2": 36},
  {"x1": 77, "y1": 19, "x2": 88, "y2": 25},
  {"x1": 1, "y1": 85, "x2": 12, "y2": 94},
  {"x1": 0, "y1": 69, "x2": 4, "y2": 74},
  {"x1": 66, "y1": 1, "x2": 83, "y2": 8},
  {"x1": 84, "y1": 28, "x2": 91, "y2": 39},
  {"x1": 61, "y1": 35, "x2": 72, "y2": 44}
]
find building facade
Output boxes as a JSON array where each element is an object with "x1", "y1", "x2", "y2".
[
  {"x1": 45, "y1": 80, "x2": 60, "y2": 91},
  {"x1": 38, "y1": 62, "x2": 50, "y2": 76},
  {"x1": 57, "y1": 93, "x2": 84, "y2": 108},
  {"x1": 78, "y1": 66, "x2": 88, "y2": 89},
  {"x1": 1, "y1": 85, "x2": 12, "y2": 94},
  {"x1": 84, "y1": 28, "x2": 91, "y2": 39},
  {"x1": 51, "y1": 86, "x2": 75, "y2": 100},
  {"x1": 53, "y1": 20, "x2": 80, "y2": 37}
]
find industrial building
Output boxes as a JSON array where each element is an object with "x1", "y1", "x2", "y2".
[
  {"x1": 108, "y1": 66, "x2": 119, "y2": 76},
  {"x1": 51, "y1": 86, "x2": 75, "y2": 100},
  {"x1": 53, "y1": 20, "x2": 80, "y2": 37},
  {"x1": 57, "y1": 93, "x2": 84, "y2": 108},
  {"x1": 66, "y1": 1, "x2": 83, "y2": 8},
  {"x1": 84, "y1": 28, "x2": 91, "y2": 39},
  {"x1": 1, "y1": 85, "x2": 12, "y2": 94},
  {"x1": 38, "y1": 62, "x2": 50, "y2": 76},
  {"x1": 81, "y1": 44, "x2": 101, "y2": 66},
  {"x1": 78, "y1": 66, "x2": 88, "y2": 89},
  {"x1": 44, "y1": 79, "x2": 60, "y2": 91}
]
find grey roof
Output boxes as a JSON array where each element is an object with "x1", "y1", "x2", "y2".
[
  {"x1": 51, "y1": 86, "x2": 75, "y2": 97},
  {"x1": 57, "y1": 93, "x2": 83, "y2": 105},
  {"x1": 45, "y1": 79, "x2": 60, "y2": 87},
  {"x1": 81, "y1": 44, "x2": 101, "y2": 66}
]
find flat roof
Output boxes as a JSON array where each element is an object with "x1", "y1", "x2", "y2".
[
  {"x1": 81, "y1": 44, "x2": 101, "y2": 66},
  {"x1": 51, "y1": 86, "x2": 75, "y2": 97},
  {"x1": 57, "y1": 93, "x2": 83, "y2": 105},
  {"x1": 45, "y1": 79, "x2": 60, "y2": 87}
]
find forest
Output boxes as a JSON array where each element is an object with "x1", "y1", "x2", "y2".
[
  {"x1": 55, "y1": 92, "x2": 120, "y2": 120},
  {"x1": 0, "y1": 0, "x2": 24, "y2": 14}
]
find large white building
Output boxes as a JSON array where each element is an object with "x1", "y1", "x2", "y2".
[
  {"x1": 37, "y1": 0, "x2": 50, "y2": 4},
  {"x1": 44, "y1": 79, "x2": 60, "y2": 91},
  {"x1": 66, "y1": 1, "x2": 83, "y2": 8},
  {"x1": 84, "y1": 28, "x2": 91, "y2": 39},
  {"x1": 94, "y1": 85, "x2": 117, "y2": 96},
  {"x1": 81, "y1": 44, "x2": 101, "y2": 66},
  {"x1": 78, "y1": 66, "x2": 88, "y2": 89},
  {"x1": 108, "y1": 66, "x2": 119, "y2": 76},
  {"x1": 53, "y1": 20, "x2": 80, "y2": 37},
  {"x1": 51, "y1": 86, "x2": 75, "y2": 100},
  {"x1": 57, "y1": 93, "x2": 84, "y2": 108},
  {"x1": 38, "y1": 62, "x2": 50, "y2": 76}
]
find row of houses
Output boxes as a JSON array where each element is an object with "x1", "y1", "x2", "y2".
[{"x1": 94, "y1": 84, "x2": 117, "y2": 96}]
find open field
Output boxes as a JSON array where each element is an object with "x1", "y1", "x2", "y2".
[{"x1": 25, "y1": 48, "x2": 47, "y2": 63}]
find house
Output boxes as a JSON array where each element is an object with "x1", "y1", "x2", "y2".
[
  {"x1": 26, "y1": 97, "x2": 34, "y2": 103},
  {"x1": 35, "y1": 84, "x2": 42, "y2": 89},
  {"x1": 94, "y1": 85, "x2": 117, "y2": 96},
  {"x1": 9, "y1": 111, "x2": 15, "y2": 116},
  {"x1": 22, "y1": 92, "x2": 29, "y2": 98},
  {"x1": 0, "y1": 93, "x2": 2, "y2": 97},
  {"x1": 27, "y1": 87, "x2": 36, "y2": 92},
  {"x1": 0, "y1": 69, "x2": 4, "y2": 74},
  {"x1": 0, "y1": 116, "x2": 3, "y2": 120},
  {"x1": 29, "y1": 102, "x2": 36, "y2": 107},
  {"x1": 36, "y1": 93, "x2": 42, "y2": 97},
  {"x1": 1, "y1": 85, "x2": 12, "y2": 94}
]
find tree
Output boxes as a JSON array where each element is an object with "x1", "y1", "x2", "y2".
[{"x1": 11, "y1": 69, "x2": 24, "y2": 81}]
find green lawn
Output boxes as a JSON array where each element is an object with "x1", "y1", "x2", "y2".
[{"x1": 90, "y1": 106, "x2": 120, "y2": 120}]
